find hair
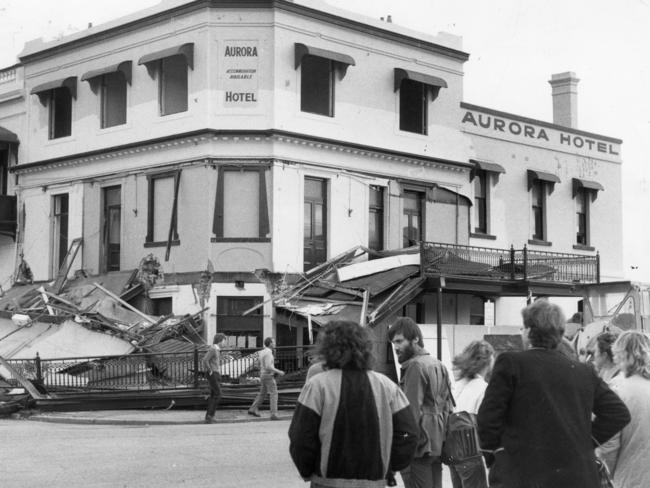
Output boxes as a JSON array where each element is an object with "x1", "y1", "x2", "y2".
[
  {"x1": 213, "y1": 333, "x2": 227, "y2": 344},
  {"x1": 316, "y1": 320, "x2": 373, "y2": 371},
  {"x1": 452, "y1": 340, "x2": 494, "y2": 380},
  {"x1": 613, "y1": 330, "x2": 650, "y2": 379},
  {"x1": 264, "y1": 337, "x2": 274, "y2": 348},
  {"x1": 387, "y1": 317, "x2": 424, "y2": 348},
  {"x1": 521, "y1": 299, "x2": 565, "y2": 349},
  {"x1": 596, "y1": 331, "x2": 620, "y2": 363}
]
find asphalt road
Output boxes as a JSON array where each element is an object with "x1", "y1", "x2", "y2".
[{"x1": 1, "y1": 417, "x2": 444, "y2": 488}]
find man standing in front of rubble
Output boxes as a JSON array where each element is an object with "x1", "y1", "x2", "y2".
[
  {"x1": 248, "y1": 337, "x2": 285, "y2": 420},
  {"x1": 202, "y1": 333, "x2": 227, "y2": 423},
  {"x1": 389, "y1": 317, "x2": 453, "y2": 488}
]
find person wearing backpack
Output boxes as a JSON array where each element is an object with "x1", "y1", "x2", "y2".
[{"x1": 447, "y1": 341, "x2": 494, "y2": 488}]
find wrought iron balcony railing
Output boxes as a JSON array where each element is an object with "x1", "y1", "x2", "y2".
[{"x1": 422, "y1": 242, "x2": 599, "y2": 284}]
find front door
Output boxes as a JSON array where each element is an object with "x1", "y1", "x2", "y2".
[{"x1": 102, "y1": 186, "x2": 121, "y2": 272}]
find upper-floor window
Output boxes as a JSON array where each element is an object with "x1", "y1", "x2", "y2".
[
  {"x1": 213, "y1": 166, "x2": 270, "y2": 241},
  {"x1": 82, "y1": 61, "x2": 131, "y2": 129},
  {"x1": 31, "y1": 77, "x2": 77, "y2": 140},
  {"x1": 146, "y1": 170, "x2": 181, "y2": 247},
  {"x1": 402, "y1": 189, "x2": 424, "y2": 247},
  {"x1": 572, "y1": 178, "x2": 603, "y2": 249},
  {"x1": 394, "y1": 68, "x2": 447, "y2": 135},
  {"x1": 474, "y1": 171, "x2": 487, "y2": 234},
  {"x1": 295, "y1": 43, "x2": 355, "y2": 118},
  {"x1": 101, "y1": 72, "x2": 128, "y2": 128},
  {"x1": 470, "y1": 159, "x2": 505, "y2": 238},
  {"x1": 527, "y1": 169, "x2": 560, "y2": 245},
  {"x1": 49, "y1": 87, "x2": 73, "y2": 139},
  {"x1": 159, "y1": 55, "x2": 188, "y2": 116},
  {"x1": 138, "y1": 43, "x2": 194, "y2": 117},
  {"x1": 368, "y1": 185, "x2": 384, "y2": 251}
]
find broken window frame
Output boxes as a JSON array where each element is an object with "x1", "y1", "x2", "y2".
[
  {"x1": 401, "y1": 187, "x2": 425, "y2": 247},
  {"x1": 145, "y1": 170, "x2": 181, "y2": 248},
  {"x1": 217, "y1": 296, "x2": 263, "y2": 349},
  {"x1": 212, "y1": 165, "x2": 270, "y2": 242}
]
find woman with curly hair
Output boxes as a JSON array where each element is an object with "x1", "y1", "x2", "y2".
[
  {"x1": 448, "y1": 341, "x2": 494, "y2": 488},
  {"x1": 289, "y1": 320, "x2": 418, "y2": 488},
  {"x1": 599, "y1": 330, "x2": 650, "y2": 487}
]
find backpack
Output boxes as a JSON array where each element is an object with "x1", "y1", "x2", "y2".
[
  {"x1": 440, "y1": 378, "x2": 482, "y2": 465},
  {"x1": 441, "y1": 410, "x2": 482, "y2": 465}
]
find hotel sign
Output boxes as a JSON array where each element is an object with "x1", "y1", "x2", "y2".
[
  {"x1": 462, "y1": 109, "x2": 619, "y2": 156},
  {"x1": 222, "y1": 40, "x2": 259, "y2": 107}
]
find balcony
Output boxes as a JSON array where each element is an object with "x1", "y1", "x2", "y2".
[
  {"x1": 0, "y1": 195, "x2": 17, "y2": 240},
  {"x1": 422, "y1": 241, "x2": 599, "y2": 284}
]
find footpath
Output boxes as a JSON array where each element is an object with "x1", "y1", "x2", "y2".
[{"x1": 9, "y1": 408, "x2": 293, "y2": 425}]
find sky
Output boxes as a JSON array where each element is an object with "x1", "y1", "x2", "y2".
[{"x1": 0, "y1": 0, "x2": 649, "y2": 281}]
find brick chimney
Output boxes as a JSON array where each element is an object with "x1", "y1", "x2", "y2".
[{"x1": 548, "y1": 72, "x2": 579, "y2": 128}]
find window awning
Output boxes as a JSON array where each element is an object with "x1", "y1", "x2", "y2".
[
  {"x1": 470, "y1": 158, "x2": 505, "y2": 181},
  {"x1": 573, "y1": 178, "x2": 604, "y2": 199},
  {"x1": 0, "y1": 126, "x2": 18, "y2": 144},
  {"x1": 81, "y1": 61, "x2": 132, "y2": 85},
  {"x1": 527, "y1": 169, "x2": 561, "y2": 191},
  {"x1": 138, "y1": 43, "x2": 194, "y2": 70},
  {"x1": 294, "y1": 43, "x2": 355, "y2": 78},
  {"x1": 394, "y1": 68, "x2": 448, "y2": 92},
  {"x1": 471, "y1": 159, "x2": 506, "y2": 174},
  {"x1": 30, "y1": 76, "x2": 77, "y2": 104}
]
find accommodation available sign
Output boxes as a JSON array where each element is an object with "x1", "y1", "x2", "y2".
[
  {"x1": 462, "y1": 108, "x2": 619, "y2": 156},
  {"x1": 222, "y1": 40, "x2": 259, "y2": 107}
]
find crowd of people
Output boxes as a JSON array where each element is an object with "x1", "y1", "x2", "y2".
[{"x1": 284, "y1": 299, "x2": 650, "y2": 488}]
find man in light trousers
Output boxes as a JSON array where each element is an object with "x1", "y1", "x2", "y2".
[{"x1": 248, "y1": 336, "x2": 284, "y2": 420}]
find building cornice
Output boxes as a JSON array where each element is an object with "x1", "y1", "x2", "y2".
[
  {"x1": 19, "y1": 0, "x2": 469, "y2": 64},
  {"x1": 460, "y1": 102, "x2": 622, "y2": 144},
  {"x1": 11, "y1": 129, "x2": 472, "y2": 175}
]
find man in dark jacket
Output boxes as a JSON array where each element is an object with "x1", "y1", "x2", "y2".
[
  {"x1": 478, "y1": 299, "x2": 630, "y2": 488},
  {"x1": 289, "y1": 320, "x2": 418, "y2": 488}
]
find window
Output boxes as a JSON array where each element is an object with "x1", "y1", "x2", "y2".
[
  {"x1": 368, "y1": 185, "x2": 384, "y2": 251},
  {"x1": 474, "y1": 170, "x2": 487, "y2": 234},
  {"x1": 146, "y1": 171, "x2": 180, "y2": 246},
  {"x1": 49, "y1": 87, "x2": 72, "y2": 139},
  {"x1": 531, "y1": 179, "x2": 545, "y2": 241},
  {"x1": 301, "y1": 55, "x2": 334, "y2": 116},
  {"x1": 294, "y1": 43, "x2": 355, "y2": 118},
  {"x1": 576, "y1": 188, "x2": 588, "y2": 245},
  {"x1": 399, "y1": 79, "x2": 428, "y2": 134},
  {"x1": 402, "y1": 190, "x2": 424, "y2": 247},
  {"x1": 304, "y1": 177, "x2": 327, "y2": 271},
  {"x1": 217, "y1": 296, "x2": 263, "y2": 349},
  {"x1": 102, "y1": 186, "x2": 121, "y2": 272},
  {"x1": 159, "y1": 55, "x2": 188, "y2": 116},
  {"x1": 527, "y1": 170, "x2": 559, "y2": 245},
  {"x1": 469, "y1": 296, "x2": 485, "y2": 325},
  {"x1": 213, "y1": 166, "x2": 270, "y2": 241},
  {"x1": 52, "y1": 194, "x2": 69, "y2": 276},
  {"x1": 101, "y1": 71, "x2": 127, "y2": 128},
  {"x1": 572, "y1": 178, "x2": 602, "y2": 249},
  {"x1": 151, "y1": 297, "x2": 173, "y2": 316}
]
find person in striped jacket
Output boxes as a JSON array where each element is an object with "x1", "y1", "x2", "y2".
[{"x1": 289, "y1": 320, "x2": 418, "y2": 488}]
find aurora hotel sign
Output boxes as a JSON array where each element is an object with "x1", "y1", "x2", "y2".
[
  {"x1": 462, "y1": 108, "x2": 619, "y2": 156},
  {"x1": 222, "y1": 41, "x2": 259, "y2": 106}
]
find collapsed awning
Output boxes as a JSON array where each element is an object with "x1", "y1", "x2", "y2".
[
  {"x1": 30, "y1": 76, "x2": 77, "y2": 104},
  {"x1": 81, "y1": 61, "x2": 132, "y2": 86},
  {"x1": 138, "y1": 43, "x2": 194, "y2": 71},
  {"x1": 294, "y1": 43, "x2": 355, "y2": 78},
  {"x1": 572, "y1": 177, "x2": 604, "y2": 198},
  {"x1": 394, "y1": 68, "x2": 448, "y2": 92},
  {"x1": 0, "y1": 126, "x2": 18, "y2": 144},
  {"x1": 527, "y1": 169, "x2": 561, "y2": 191}
]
